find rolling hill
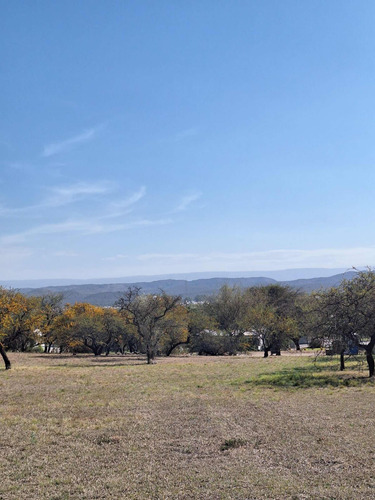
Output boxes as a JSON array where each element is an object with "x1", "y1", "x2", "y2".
[{"x1": 18, "y1": 271, "x2": 357, "y2": 306}]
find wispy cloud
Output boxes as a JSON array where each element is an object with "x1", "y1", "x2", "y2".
[
  {"x1": 0, "y1": 204, "x2": 23, "y2": 217},
  {"x1": 45, "y1": 181, "x2": 113, "y2": 207},
  {"x1": 135, "y1": 247, "x2": 375, "y2": 270},
  {"x1": 0, "y1": 181, "x2": 114, "y2": 217},
  {"x1": 175, "y1": 191, "x2": 202, "y2": 212},
  {"x1": 118, "y1": 186, "x2": 146, "y2": 208},
  {"x1": 1, "y1": 217, "x2": 172, "y2": 244},
  {"x1": 42, "y1": 127, "x2": 99, "y2": 157},
  {"x1": 107, "y1": 186, "x2": 146, "y2": 213}
]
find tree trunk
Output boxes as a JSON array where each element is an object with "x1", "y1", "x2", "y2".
[
  {"x1": 293, "y1": 338, "x2": 301, "y2": 351},
  {"x1": 87, "y1": 341, "x2": 103, "y2": 356},
  {"x1": 165, "y1": 341, "x2": 188, "y2": 356},
  {"x1": 340, "y1": 349, "x2": 345, "y2": 371},
  {"x1": 146, "y1": 346, "x2": 155, "y2": 364},
  {"x1": 165, "y1": 345, "x2": 175, "y2": 357},
  {"x1": 264, "y1": 348, "x2": 269, "y2": 358},
  {"x1": 0, "y1": 343, "x2": 11, "y2": 370},
  {"x1": 366, "y1": 348, "x2": 374, "y2": 377}
]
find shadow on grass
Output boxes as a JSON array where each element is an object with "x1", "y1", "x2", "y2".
[
  {"x1": 52, "y1": 363, "x2": 148, "y2": 369},
  {"x1": 242, "y1": 363, "x2": 374, "y2": 389},
  {"x1": 312, "y1": 353, "x2": 365, "y2": 366},
  {"x1": 35, "y1": 354, "x2": 145, "y2": 361},
  {"x1": 33, "y1": 354, "x2": 148, "y2": 368}
]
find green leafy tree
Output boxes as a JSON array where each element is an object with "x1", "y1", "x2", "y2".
[
  {"x1": 314, "y1": 270, "x2": 375, "y2": 377},
  {"x1": 158, "y1": 304, "x2": 189, "y2": 356},
  {"x1": 112, "y1": 309, "x2": 141, "y2": 354},
  {"x1": 186, "y1": 303, "x2": 220, "y2": 355},
  {"x1": 205, "y1": 285, "x2": 247, "y2": 354},
  {"x1": 39, "y1": 293, "x2": 64, "y2": 353},
  {"x1": 243, "y1": 285, "x2": 297, "y2": 357}
]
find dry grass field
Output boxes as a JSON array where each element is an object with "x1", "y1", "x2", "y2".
[{"x1": 1, "y1": 352, "x2": 375, "y2": 500}]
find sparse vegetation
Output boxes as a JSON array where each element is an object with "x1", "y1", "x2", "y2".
[
  {"x1": 220, "y1": 438, "x2": 247, "y2": 451},
  {"x1": 1, "y1": 352, "x2": 375, "y2": 499}
]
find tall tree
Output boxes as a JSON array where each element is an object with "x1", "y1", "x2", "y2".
[
  {"x1": 205, "y1": 285, "x2": 247, "y2": 354},
  {"x1": 39, "y1": 293, "x2": 64, "y2": 353},
  {"x1": 243, "y1": 285, "x2": 298, "y2": 357},
  {"x1": 115, "y1": 287, "x2": 181, "y2": 364},
  {"x1": 186, "y1": 303, "x2": 221, "y2": 355},
  {"x1": 0, "y1": 288, "x2": 14, "y2": 369},
  {"x1": 315, "y1": 270, "x2": 375, "y2": 377},
  {"x1": 0, "y1": 288, "x2": 46, "y2": 368},
  {"x1": 158, "y1": 304, "x2": 189, "y2": 356},
  {"x1": 0, "y1": 289, "x2": 42, "y2": 362},
  {"x1": 111, "y1": 309, "x2": 140, "y2": 354}
]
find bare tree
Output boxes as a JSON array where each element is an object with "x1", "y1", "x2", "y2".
[{"x1": 115, "y1": 287, "x2": 181, "y2": 364}]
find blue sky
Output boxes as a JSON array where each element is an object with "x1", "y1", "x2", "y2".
[{"x1": 1, "y1": 0, "x2": 375, "y2": 280}]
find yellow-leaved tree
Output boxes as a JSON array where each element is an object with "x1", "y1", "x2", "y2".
[
  {"x1": 58, "y1": 303, "x2": 126, "y2": 356},
  {"x1": 0, "y1": 288, "x2": 43, "y2": 369}
]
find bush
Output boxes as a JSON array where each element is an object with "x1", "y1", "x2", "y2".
[{"x1": 31, "y1": 345, "x2": 44, "y2": 353}]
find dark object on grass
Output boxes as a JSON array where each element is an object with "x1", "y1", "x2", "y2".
[
  {"x1": 0, "y1": 342, "x2": 11, "y2": 369},
  {"x1": 220, "y1": 438, "x2": 246, "y2": 451}
]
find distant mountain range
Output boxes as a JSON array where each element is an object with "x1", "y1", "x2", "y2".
[
  {"x1": 17, "y1": 271, "x2": 357, "y2": 306},
  {"x1": 0, "y1": 267, "x2": 351, "y2": 289}
]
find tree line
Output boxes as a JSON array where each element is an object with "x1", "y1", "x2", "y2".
[{"x1": 1, "y1": 269, "x2": 375, "y2": 377}]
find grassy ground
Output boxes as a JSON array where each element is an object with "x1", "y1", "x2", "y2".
[{"x1": 1, "y1": 352, "x2": 375, "y2": 500}]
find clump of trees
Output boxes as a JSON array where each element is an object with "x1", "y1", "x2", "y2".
[
  {"x1": 1, "y1": 269, "x2": 375, "y2": 377},
  {"x1": 313, "y1": 270, "x2": 375, "y2": 377}
]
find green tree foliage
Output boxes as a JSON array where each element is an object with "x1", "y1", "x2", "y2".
[
  {"x1": 314, "y1": 270, "x2": 375, "y2": 377},
  {"x1": 242, "y1": 285, "x2": 301, "y2": 357},
  {"x1": 158, "y1": 304, "x2": 189, "y2": 356},
  {"x1": 39, "y1": 293, "x2": 64, "y2": 353},
  {"x1": 111, "y1": 309, "x2": 141, "y2": 354},
  {"x1": 186, "y1": 303, "x2": 223, "y2": 355},
  {"x1": 205, "y1": 285, "x2": 247, "y2": 354}
]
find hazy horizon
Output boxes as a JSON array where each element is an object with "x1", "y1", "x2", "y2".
[{"x1": 0, "y1": 266, "x2": 357, "y2": 289}]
